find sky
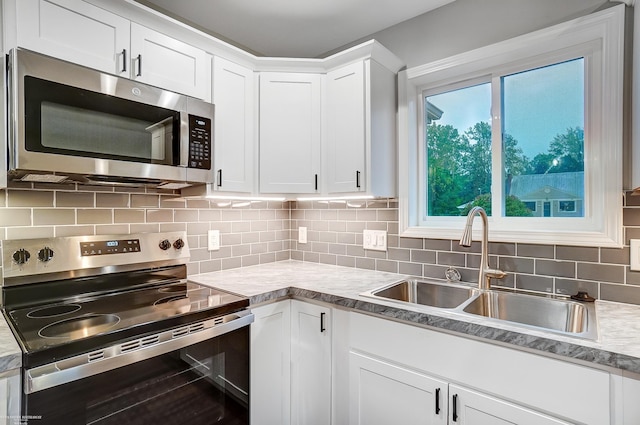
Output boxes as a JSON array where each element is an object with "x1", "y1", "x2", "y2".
[{"x1": 427, "y1": 58, "x2": 584, "y2": 160}]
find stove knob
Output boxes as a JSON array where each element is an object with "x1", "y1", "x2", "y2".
[
  {"x1": 38, "y1": 247, "x2": 54, "y2": 262},
  {"x1": 12, "y1": 249, "x2": 31, "y2": 265},
  {"x1": 159, "y1": 239, "x2": 171, "y2": 251},
  {"x1": 173, "y1": 238, "x2": 185, "y2": 250}
]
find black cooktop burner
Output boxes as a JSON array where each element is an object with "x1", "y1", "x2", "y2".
[
  {"x1": 39, "y1": 314, "x2": 121, "y2": 339},
  {"x1": 27, "y1": 304, "x2": 82, "y2": 318}
]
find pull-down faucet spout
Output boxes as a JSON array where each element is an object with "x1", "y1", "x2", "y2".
[{"x1": 459, "y1": 206, "x2": 507, "y2": 290}]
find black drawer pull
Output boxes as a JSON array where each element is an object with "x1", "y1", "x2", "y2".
[
  {"x1": 435, "y1": 387, "x2": 440, "y2": 414},
  {"x1": 320, "y1": 312, "x2": 326, "y2": 332},
  {"x1": 452, "y1": 394, "x2": 458, "y2": 422}
]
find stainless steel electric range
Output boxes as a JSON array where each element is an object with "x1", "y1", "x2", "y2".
[{"x1": 1, "y1": 232, "x2": 252, "y2": 425}]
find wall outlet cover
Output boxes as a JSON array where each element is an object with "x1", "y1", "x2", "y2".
[
  {"x1": 208, "y1": 229, "x2": 220, "y2": 251},
  {"x1": 631, "y1": 239, "x2": 640, "y2": 271},
  {"x1": 299, "y1": 226, "x2": 308, "y2": 244},
  {"x1": 363, "y1": 229, "x2": 387, "y2": 252}
]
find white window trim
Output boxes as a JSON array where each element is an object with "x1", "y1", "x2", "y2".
[{"x1": 398, "y1": 4, "x2": 625, "y2": 247}]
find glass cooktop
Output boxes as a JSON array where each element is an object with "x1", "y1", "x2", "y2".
[{"x1": 5, "y1": 280, "x2": 248, "y2": 356}]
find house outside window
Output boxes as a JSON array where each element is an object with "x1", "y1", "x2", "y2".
[{"x1": 398, "y1": 5, "x2": 624, "y2": 247}]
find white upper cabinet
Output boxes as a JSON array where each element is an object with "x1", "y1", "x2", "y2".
[
  {"x1": 325, "y1": 58, "x2": 398, "y2": 197},
  {"x1": 16, "y1": 0, "x2": 211, "y2": 100},
  {"x1": 212, "y1": 56, "x2": 255, "y2": 193},
  {"x1": 326, "y1": 61, "x2": 366, "y2": 193},
  {"x1": 130, "y1": 23, "x2": 210, "y2": 100},
  {"x1": 259, "y1": 72, "x2": 321, "y2": 194},
  {"x1": 17, "y1": 0, "x2": 130, "y2": 75}
]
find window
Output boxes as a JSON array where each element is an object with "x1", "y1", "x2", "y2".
[
  {"x1": 425, "y1": 59, "x2": 584, "y2": 220},
  {"x1": 559, "y1": 201, "x2": 576, "y2": 213},
  {"x1": 398, "y1": 5, "x2": 624, "y2": 247}
]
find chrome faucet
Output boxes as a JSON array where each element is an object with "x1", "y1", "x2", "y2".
[{"x1": 459, "y1": 206, "x2": 507, "y2": 290}]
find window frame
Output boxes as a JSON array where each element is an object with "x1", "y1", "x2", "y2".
[{"x1": 398, "y1": 4, "x2": 625, "y2": 247}]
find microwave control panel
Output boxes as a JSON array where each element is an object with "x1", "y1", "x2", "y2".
[{"x1": 188, "y1": 115, "x2": 211, "y2": 170}]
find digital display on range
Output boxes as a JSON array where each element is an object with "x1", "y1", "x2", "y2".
[{"x1": 80, "y1": 239, "x2": 140, "y2": 256}]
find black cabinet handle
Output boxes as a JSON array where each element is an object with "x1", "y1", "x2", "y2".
[
  {"x1": 356, "y1": 170, "x2": 361, "y2": 188},
  {"x1": 435, "y1": 388, "x2": 440, "y2": 414},
  {"x1": 315, "y1": 174, "x2": 318, "y2": 191},
  {"x1": 136, "y1": 54, "x2": 142, "y2": 76},
  {"x1": 121, "y1": 49, "x2": 127, "y2": 73},
  {"x1": 452, "y1": 394, "x2": 458, "y2": 422},
  {"x1": 217, "y1": 169, "x2": 222, "y2": 187},
  {"x1": 320, "y1": 312, "x2": 326, "y2": 332}
]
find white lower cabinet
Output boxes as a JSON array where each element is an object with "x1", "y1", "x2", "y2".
[
  {"x1": 349, "y1": 352, "x2": 570, "y2": 425},
  {"x1": 0, "y1": 370, "x2": 20, "y2": 425},
  {"x1": 252, "y1": 303, "x2": 616, "y2": 425},
  {"x1": 448, "y1": 385, "x2": 570, "y2": 425},
  {"x1": 350, "y1": 352, "x2": 447, "y2": 425},
  {"x1": 250, "y1": 301, "x2": 291, "y2": 425},
  {"x1": 290, "y1": 300, "x2": 331, "y2": 425},
  {"x1": 250, "y1": 300, "x2": 331, "y2": 425},
  {"x1": 349, "y1": 312, "x2": 610, "y2": 425}
]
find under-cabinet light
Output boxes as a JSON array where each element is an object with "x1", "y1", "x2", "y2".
[
  {"x1": 205, "y1": 195, "x2": 287, "y2": 202},
  {"x1": 296, "y1": 195, "x2": 375, "y2": 202}
]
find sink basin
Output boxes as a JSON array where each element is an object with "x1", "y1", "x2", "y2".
[
  {"x1": 462, "y1": 291, "x2": 597, "y2": 339},
  {"x1": 363, "y1": 279, "x2": 476, "y2": 309}
]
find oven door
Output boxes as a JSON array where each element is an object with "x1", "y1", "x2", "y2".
[{"x1": 23, "y1": 322, "x2": 250, "y2": 425}]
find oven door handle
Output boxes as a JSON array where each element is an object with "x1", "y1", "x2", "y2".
[{"x1": 25, "y1": 310, "x2": 254, "y2": 394}]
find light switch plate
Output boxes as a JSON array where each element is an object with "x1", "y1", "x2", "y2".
[
  {"x1": 631, "y1": 239, "x2": 640, "y2": 271},
  {"x1": 208, "y1": 230, "x2": 220, "y2": 251},
  {"x1": 363, "y1": 229, "x2": 387, "y2": 251},
  {"x1": 298, "y1": 227, "x2": 308, "y2": 244}
]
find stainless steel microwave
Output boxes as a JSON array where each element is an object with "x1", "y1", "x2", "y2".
[{"x1": 7, "y1": 49, "x2": 214, "y2": 188}]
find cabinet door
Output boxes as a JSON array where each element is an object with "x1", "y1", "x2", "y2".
[
  {"x1": 251, "y1": 301, "x2": 291, "y2": 425},
  {"x1": 212, "y1": 57, "x2": 255, "y2": 193},
  {"x1": 17, "y1": 0, "x2": 130, "y2": 75},
  {"x1": 291, "y1": 301, "x2": 331, "y2": 425},
  {"x1": 130, "y1": 23, "x2": 210, "y2": 100},
  {"x1": 0, "y1": 370, "x2": 20, "y2": 425},
  {"x1": 259, "y1": 73, "x2": 321, "y2": 193},
  {"x1": 349, "y1": 352, "x2": 447, "y2": 425},
  {"x1": 326, "y1": 61, "x2": 366, "y2": 193},
  {"x1": 449, "y1": 385, "x2": 571, "y2": 425}
]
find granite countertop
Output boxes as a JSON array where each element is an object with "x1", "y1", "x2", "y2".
[
  {"x1": 1, "y1": 259, "x2": 639, "y2": 375},
  {"x1": 190, "y1": 260, "x2": 640, "y2": 375},
  {"x1": 0, "y1": 316, "x2": 22, "y2": 374}
]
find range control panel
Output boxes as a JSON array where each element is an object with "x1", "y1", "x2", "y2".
[
  {"x1": 80, "y1": 239, "x2": 140, "y2": 256},
  {"x1": 3, "y1": 232, "x2": 189, "y2": 282}
]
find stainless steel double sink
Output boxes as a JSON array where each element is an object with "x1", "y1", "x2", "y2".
[{"x1": 361, "y1": 278, "x2": 597, "y2": 340}]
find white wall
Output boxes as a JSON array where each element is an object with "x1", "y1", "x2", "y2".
[{"x1": 329, "y1": 0, "x2": 609, "y2": 67}]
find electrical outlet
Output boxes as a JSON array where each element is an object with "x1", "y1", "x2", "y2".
[
  {"x1": 299, "y1": 227, "x2": 308, "y2": 244},
  {"x1": 363, "y1": 229, "x2": 387, "y2": 251},
  {"x1": 631, "y1": 239, "x2": 640, "y2": 271},
  {"x1": 208, "y1": 230, "x2": 220, "y2": 251}
]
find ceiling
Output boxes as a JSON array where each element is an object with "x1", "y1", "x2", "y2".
[{"x1": 135, "y1": 0, "x2": 455, "y2": 58}]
